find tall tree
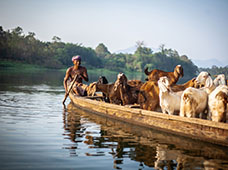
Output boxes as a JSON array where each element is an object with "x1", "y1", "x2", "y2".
[{"x1": 95, "y1": 43, "x2": 110, "y2": 58}]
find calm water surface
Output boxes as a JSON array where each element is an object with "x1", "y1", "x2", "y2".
[{"x1": 0, "y1": 70, "x2": 228, "y2": 170}]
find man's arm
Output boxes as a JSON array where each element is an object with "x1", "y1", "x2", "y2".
[
  {"x1": 63, "y1": 68, "x2": 71, "y2": 92},
  {"x1": 81, "y1": 67, "x2": 89, "y2": 82}
]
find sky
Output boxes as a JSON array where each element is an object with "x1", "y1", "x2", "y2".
[{"x1": 0, "y1": 0, "x2": 228, "y2": 67}]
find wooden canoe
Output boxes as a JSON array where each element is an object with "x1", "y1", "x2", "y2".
[
  {"x1": 66, "y1": 103, "x2": 228, "y2": 163},
  {"x1": 68, "y1": 91, "x2": 228, "y2": 147}
]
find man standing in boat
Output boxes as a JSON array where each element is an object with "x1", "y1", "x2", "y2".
[{"x1": 63, "y1": 55, "x2": 89, "y2": 96}]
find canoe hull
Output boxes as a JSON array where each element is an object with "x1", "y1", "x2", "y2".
[{"x1": 69, "y1": 92, "x2": 228, "y2": 146}]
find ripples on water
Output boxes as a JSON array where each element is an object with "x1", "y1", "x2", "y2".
[{"x1": 1, "y1": 71, "x2": 228, "y2": 169}]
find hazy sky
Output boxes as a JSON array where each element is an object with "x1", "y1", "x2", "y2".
[{"x1": 1, "y1": 0, "x2": 228, "y2": 66}]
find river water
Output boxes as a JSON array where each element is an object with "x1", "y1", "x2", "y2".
[{"x1": 0, "y1": 69, "x2": 228, "y2": 170}]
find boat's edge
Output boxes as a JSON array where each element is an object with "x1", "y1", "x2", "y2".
[{"x1": 69, "y1": 92, "x2": 228, "y2": 146}]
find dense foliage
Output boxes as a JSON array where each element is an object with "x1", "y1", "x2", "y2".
[
  {"x1": 199, "y1": 66, "x2": 228, "y2": 78},
  {"x1": 0, "y1": 26, "x2": 216, "y2": 80},
  {"x1": 0, "y1": 26, "x2": 102, "y2": 69}
]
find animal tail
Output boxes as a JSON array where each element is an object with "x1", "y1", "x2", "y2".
[{"x1": 144, "y1": 67, "x2": 151, "y2": 75}]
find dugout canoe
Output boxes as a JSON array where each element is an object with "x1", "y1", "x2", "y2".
[
  {"x1": 66, "y1": 103, "x2": 228, "y2": 163},
  {"x1": 68, "y1": 91, "x2": 228, "y2": 147}
]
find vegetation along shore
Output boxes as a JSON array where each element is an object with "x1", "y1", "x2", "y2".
[{"x1": 1, "y1": 26, "x2": 227, "y2": 79}]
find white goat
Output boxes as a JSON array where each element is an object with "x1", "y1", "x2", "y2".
[
  {"x1": 195, "y1": 71, "x2": 215, "y2": 94},
  {"x1": 180, "y1": 72, "x2": 215, "y2": 118},
  {"x1": 208, "y1": 85, "x2": 228, "y2": 122},
  {"x1": 180, "y1": 87, "x2": 208, "y2": 118},
  {"x1": 213, "y1": 74, "x2": 227, "y2": 86},
  {"x1": 196, "y1": 72, "x2": 227, "y2": 93},
  {"x1": 158, "y1": 76, "x2": 183, "y2": 115},
  {"x1": 180, "y1": 72, "x2": 227, "y2": 119}
]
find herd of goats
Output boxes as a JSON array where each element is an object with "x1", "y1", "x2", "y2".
[{"x1": 85, "y1": 65, "x2": 228, "y2": 123}]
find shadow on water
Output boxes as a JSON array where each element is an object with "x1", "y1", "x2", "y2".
[{"x1": 63, "y1": 102, "x2": 228, "y2": 170}]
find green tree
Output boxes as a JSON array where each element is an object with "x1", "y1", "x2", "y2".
[{"x1": 95, "y1": 43, "x2": 110, "y2": 58}]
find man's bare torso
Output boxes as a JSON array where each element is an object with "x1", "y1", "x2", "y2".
[{"x1": 68, "y1": 66, "x2": 87, "y2": 83}]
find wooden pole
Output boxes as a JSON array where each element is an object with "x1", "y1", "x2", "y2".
[{"x1": 62, "y1": 75, "x2": 78, "y2": 105}]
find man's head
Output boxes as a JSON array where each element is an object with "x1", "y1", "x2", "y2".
[{"x1": 72, "y1": 55, "x2": 81, "y2": 65}]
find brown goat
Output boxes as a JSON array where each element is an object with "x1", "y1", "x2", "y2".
[
  {"x1": 169, "y1": 77, "x2": 198, "y2": 92},
  {"x1": 109, "y1": 73, "x2": 140, "y2": 105},
  {"x1": 96, "y1": 83, "x2": 114, "y2": 102},
  {"x1": 144, "y1": 65, "x2": 184, "y2": 85},
  {"x1": 127, "y1": 80, "x2": 144, "y2": 90},
  {"x1": 138, "y1": 81, "x2": 160, "y2": 111}
]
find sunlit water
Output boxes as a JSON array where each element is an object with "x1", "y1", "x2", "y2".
[{"x1": 0, "y1": 70, "x2": 228, "y2": 170}]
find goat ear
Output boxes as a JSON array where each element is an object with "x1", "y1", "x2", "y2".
[
  {"x1": 205, "y1": 76, "x2": 213, "y2": 87},
  {"x1": 183, "y1": 94, "x2": 188, "y2": 101}
]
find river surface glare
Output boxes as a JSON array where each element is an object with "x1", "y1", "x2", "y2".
[{"x1": 0, "y1": 70, "x2": 228, "y2": 170}]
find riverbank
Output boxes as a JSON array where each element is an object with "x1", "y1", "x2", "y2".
[
  {"x1": 0, "y1": 59, "x2": 145, "y2": 81},
  {"x1": 0, "y1": 60, "x2": 48, "y2": 72}
]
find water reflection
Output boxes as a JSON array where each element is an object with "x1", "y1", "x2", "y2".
[{"x1": 64, "y1": 102, "x2": 228, "y2": 170}]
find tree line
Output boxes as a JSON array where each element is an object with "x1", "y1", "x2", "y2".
[
  {"x1": 199, "y1": 66, "x2": 228, "y2": 77},
  {"x1": 1, "y1": 26, "x2": 226, "y2": 80}
]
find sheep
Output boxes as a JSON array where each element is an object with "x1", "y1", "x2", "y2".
[
  {"x1": 158, "y1": 76, "x2": 183, "y2": 115},
  {"x1": 180, "y1": 87, "x2": 208, "y2": 118},
  {"x1": 144, "y1": 65, "x2": 184, "y2": 85},
  {"x1": 208, "y1": 85, "x2": 228, "y2": 122}
]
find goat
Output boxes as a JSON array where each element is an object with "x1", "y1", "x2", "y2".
[
  {"x1": 97, "y1": 76, "x2": 109, "y2": 101},
  {"x1": 86, "y1": 76, "x2": 111, "y2": 101},
  {"x1": 169, "y1": 77, "x2": 198, "y2": 92},
  {"x1": 213, "y1": 74, "x2": 227, "y2": 87},
  {"x1": 180, "y1": 72, "x2": 217, "y2": 118},
  {"x1": 196, "y1": 72, "x2": 227, "y2": 94},
  {"x1": 96, "y1": 82, "x2": 114, "y2": 103},
  {"x1": 127, "y1": 80, "x2": 144, "y2": 90},
  {"x1": 138, "y1": 81, "x2": 160, "y2": 111},
  {"x1": 208, "y1": 85, "x2": 228, "y2": 122},
  {"x1": 158, "y1": 77, "x2": 183, "y2": 115},
  {"x1": 144, "y1": 65, "x2": 184, "y2": 85},
  {"x1": 109, "y1": 73, "x2": 139, "y2": 105},
  {"x1": 86, "y1": 82, "x2": 97, "y2": 96},
  {"x1": 138, "y1": 75, "x2": 195, "y2": 112},
  {"x1": 195, "y1": 71, "x2": 215, "y2": 94},
  {"x1": 180, "y1": 87, "x2": 208, "y2": 118},
  {"x1": 95, "y1": 76, "x2": 143, "y2": 104}
]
